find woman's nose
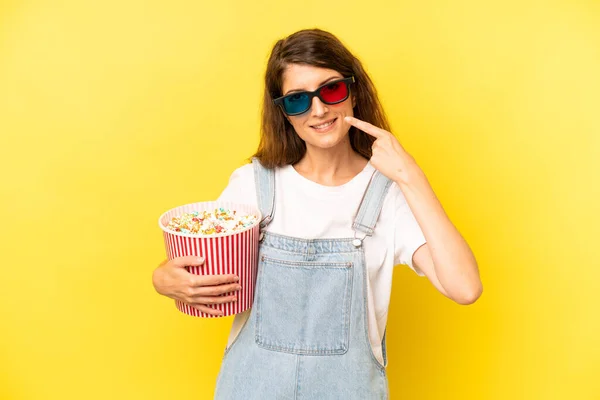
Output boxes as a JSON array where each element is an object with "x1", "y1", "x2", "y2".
[{"x1": 311, "y1": 97, "x2": 328, "y2": 117}]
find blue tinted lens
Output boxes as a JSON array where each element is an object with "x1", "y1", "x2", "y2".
[{"x1": 283, "y1": 93, "x2": 310, "y2": 115}]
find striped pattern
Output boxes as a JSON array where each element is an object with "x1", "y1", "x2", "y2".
[{"x1": 159, "y1": 201, "x2": 261, "y2": 318}]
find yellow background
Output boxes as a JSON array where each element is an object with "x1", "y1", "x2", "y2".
[{"x1": 1, "y1": 0, "x2": 599, "y2": 399}]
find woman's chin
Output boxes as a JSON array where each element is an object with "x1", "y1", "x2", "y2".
[{"x1": 305, "y1": 135, "x2": 347, "y2": 151}]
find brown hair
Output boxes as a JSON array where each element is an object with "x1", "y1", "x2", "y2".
[{"x1": 252, "y1": 28, "x2": 391, "y2": 168}]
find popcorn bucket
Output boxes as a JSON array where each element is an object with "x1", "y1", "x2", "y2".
[{"x1": 158, "y1": 201, "x2": 261, "y2": 318}]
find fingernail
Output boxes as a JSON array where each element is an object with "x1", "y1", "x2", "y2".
[
  {"x1": 197, "y1": 257, "x2": 204, "y2": 263},
  {"x1": 236, "y1": 286, "x2": 242, "y2": 290},
  {"x1": 344, "y1": 116, "x2": 351, "y2": 122},
  {"x1": 234, "y1": 276, "x2": 240, "y2": 281}
]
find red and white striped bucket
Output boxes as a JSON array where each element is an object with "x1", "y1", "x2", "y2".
[{"x1": 158, "y1": 201, "x2": 261, "y2": 318}]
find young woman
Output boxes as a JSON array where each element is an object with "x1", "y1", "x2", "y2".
[{"x1": 152, "y1": 28, "x2": 482, "y2": 399}]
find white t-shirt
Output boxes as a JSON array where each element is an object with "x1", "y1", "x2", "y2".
[{"x1": 217, "y1": 161, "x2": 427, "y2": 366}]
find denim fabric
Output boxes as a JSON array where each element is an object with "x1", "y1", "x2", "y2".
[{"x1": 214, "y1": 159, "x2": 392, "y2": 399}]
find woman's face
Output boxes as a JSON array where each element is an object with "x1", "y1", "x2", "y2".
[{"x1": 280, "y1": 64, "x2": 355, "y2": 151}]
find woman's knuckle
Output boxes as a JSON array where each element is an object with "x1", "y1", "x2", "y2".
[{"x1": 187, "y1": 277, "x2": 197, "y2": 286}]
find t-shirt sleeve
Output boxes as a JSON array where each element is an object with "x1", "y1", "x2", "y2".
[
  {"x1": 216, "y1": 163, "x2": 257, "y2": 206},
  {"x1": 393, "y1": 187, "x2": 427, "y2": 276}
]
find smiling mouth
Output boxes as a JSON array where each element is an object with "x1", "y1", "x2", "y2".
[{"x1": 311, "y1": 118, "x2": 337, "y2": 129}]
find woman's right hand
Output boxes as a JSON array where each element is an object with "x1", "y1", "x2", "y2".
[{"x1": 152, "y1": 255, "x2": 241, "y2": 316}]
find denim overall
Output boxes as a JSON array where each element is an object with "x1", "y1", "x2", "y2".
[{"x1": 214, "y1": 158, "x2": 392, "y2": 399}]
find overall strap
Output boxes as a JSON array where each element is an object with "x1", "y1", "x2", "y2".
[
  {"x1": 352, "y1": 170, "x2": 393, "y2": 238},
  {"x1": 252, "y1": 157, "x2": 275, "y2": 230}
]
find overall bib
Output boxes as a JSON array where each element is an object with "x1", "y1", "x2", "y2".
[{"x1": 214, "y1": 158, "x2": 392, "y2": 399}]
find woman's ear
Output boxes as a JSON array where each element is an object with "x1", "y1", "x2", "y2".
[{"x1": 352, "y1": 95, "x2": 356, "y2": 108}]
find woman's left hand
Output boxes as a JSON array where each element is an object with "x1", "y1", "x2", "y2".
[{"x1": 344, "y1": 116, "x2": 417, "y2": 184}]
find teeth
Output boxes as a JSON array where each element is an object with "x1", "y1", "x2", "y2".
[{"x1": 313, "y1": 119, "x2": 335, "y2": 129}]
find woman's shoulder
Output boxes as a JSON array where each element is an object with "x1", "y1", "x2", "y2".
[
  {"x1": 379, "y1": 178, "x2": 410, "y2": 217},
  {"x1": 386, "y1": 180, "x2": 405, "y2": 202},
  {"x1": 227, "y1": 160, "x2": 284, "y2": 181},
  {"x1": 218, "y1": 162, "x2": 256, "y2": 203},
  {"x1": 228, "y1": 162, "x2": 254, "y2": 179}
]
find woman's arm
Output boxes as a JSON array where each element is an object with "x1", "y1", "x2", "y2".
[
  {"x1": 344, "y1": 116, "x2": 483, "y2": 305},
  {"x1": 400, "y1": 164, "x2": 482, "y2": 305}
]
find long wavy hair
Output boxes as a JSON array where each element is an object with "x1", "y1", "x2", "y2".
[{"x1": 253, "y1": 28, "x2": 391, "y2": 168}]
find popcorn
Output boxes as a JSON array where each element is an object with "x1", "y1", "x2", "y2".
[{"x1": 166, "y1": 208, "x2": 258, "y2": 236}]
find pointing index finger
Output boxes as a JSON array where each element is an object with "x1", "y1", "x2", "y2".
[{"x1": 344, "y1": 116, "x2": 385, "y2": 138}]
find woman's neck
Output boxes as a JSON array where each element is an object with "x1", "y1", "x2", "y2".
[{"x1": 293, "y1": 143, "x2": 368, "y2": 187}]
